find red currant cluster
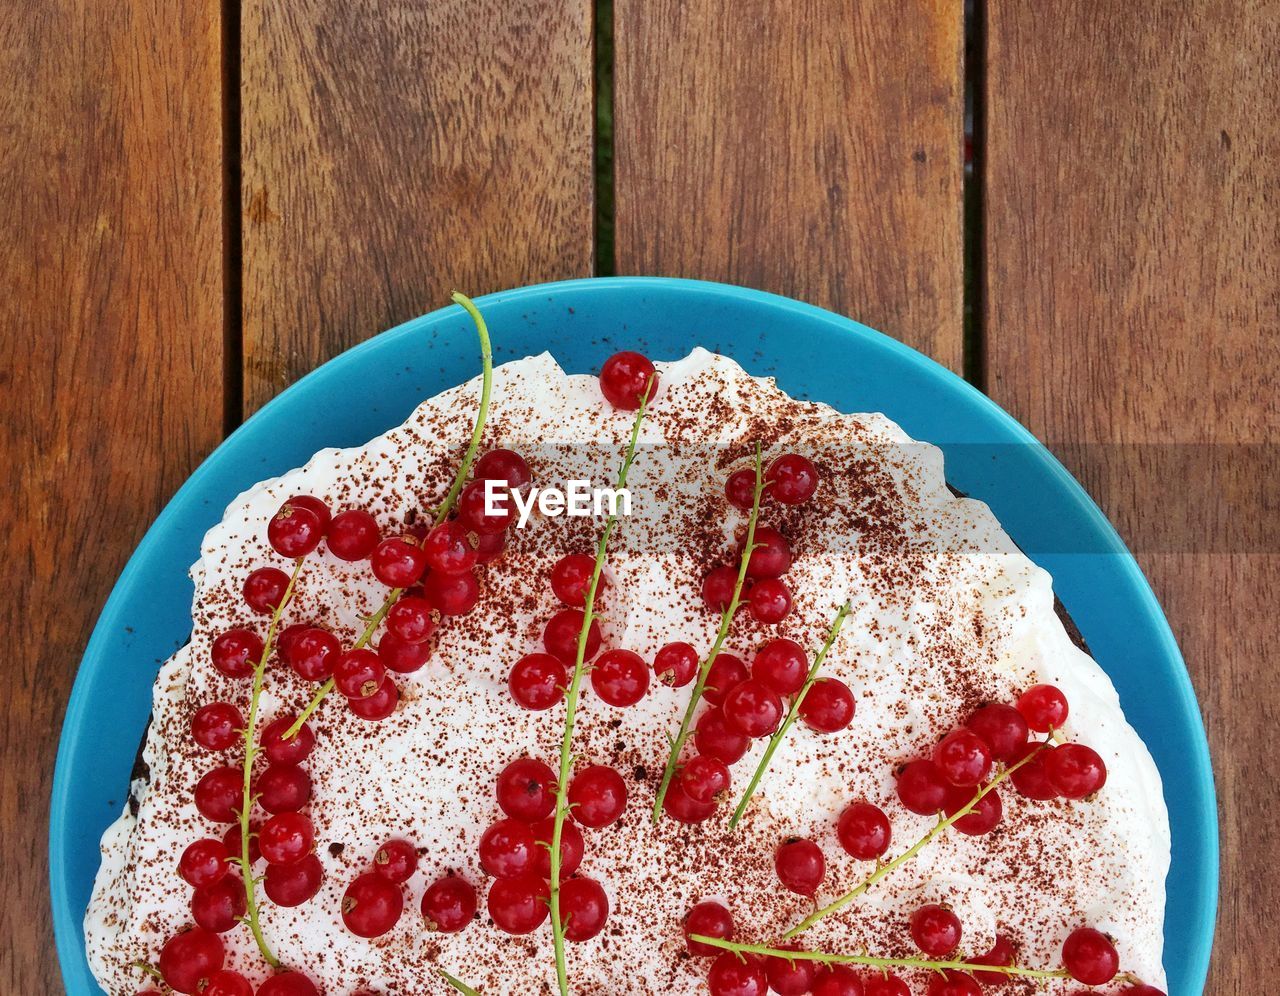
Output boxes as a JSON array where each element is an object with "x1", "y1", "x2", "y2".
[{"x1": 152, "y1": 929, "x2": 318, "y2": 995}]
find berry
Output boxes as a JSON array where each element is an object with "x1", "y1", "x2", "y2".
[
  {"x1": 193, "y1": 767, "x2": 242, "y2": 823},
  {"x1": 275, "y1": 622, "x2": 310, "y2": 662},
  {"x1": 191, "y1": 875, "x2": 247, "y2": 933},
  {"x1": 723, "y1": 679, "x2": 784, "y2": 738},
  {"x1": 813, "y1": 966, "x2": 864, "y2": 996},
  {"x1": 424, "y1": 568, "x2": 481, "y2": 615},
  {"x1": 836, "y1": 801, "x2": 892, "y2": 860},
  {"x1": 509, "y1": 653, "x2": 568, "y2": 711},
  {"x1": 707, "y1": 951, "x2": 767, "y2": 996},
  {"x1": 744, "y1": 526, "x2": 792, "y2": 579},
  {"x1": 456, "y1": 478, "x2": 515, "y2": 534},
  {"x1": 475, "y1": 448, "x2": 532, "y2": 489},
  {"x1": 497, "y1": 757, "x2": 558, "y2": 822},
  {"x1": 933, "y1": 729, "x2": 994, "y2": 787},
  {"x1": 243, "y1": 567, "x2": 291, "y2": 614},
  {"x1": 543, "y1": 608, "x2": 601, "y2": 663},
  {"x1": 263, "y1": 853, "x2": 323, "y2": 907},
  {"x1": 378, "y1": 631, "x2": 432, "y2": 673},
  {"x1": 287, "y1": 495, "x2": 331, "y2": 531},
  {"x1": 480, "y1": 819, "x2": 537, "y2": 879},
  {"x1": 775, "y1": 838, "x2": 825, "y2": 896},
  {"x1": 179, "y1": 838, "x2": 231, "y2": 889},
  {"x1": 348, "y1": 677, "x2": 399, "y2": 720},
  {"x1": 342, "y1": 872, "x2": 405, "y2": 937},
  {"x1": 259, "y1": 715, "x2": 314, "y2": 765},
  {"x1": 798, "y1": 677, "x2": 855, "y2": 732},
  {"x1": 1009, "y1": 742, "x2": 1059, "y2": 800},
  {"x1": 333, "y1": 647, "x2": 385, "y2": 699},
  {"x1": 258, "y1": 812, "x2": 314, "y2": 866},
  {"x1": 947, "y1": 785, "x2": 1004, "y2": 836},
  {"x1": 223, "y1": 823, "x2": 260, "y2": 865},
  {"x1": 561, "y1": 876, "x2": 609, "y2": 941},
  {"x1": 599, "y1": 351, "x2": 659, "y2": 410},
  {"x1": 191, "y1": 703, "x2": 243, "y2": 752},
  {"x1": 487, "y1": 875, "x2": 550, "y2": 934},
  {"x1": 864, "y1": 977, "x2": 910, "y2": 996},
  {"x1": 1062, "y1": 927, "x2": 1119, "y2": 985},
  {"x1": 662, "y1": 781, "x2": 716, "y2": 824},
  {"x1": 268, "y1": 501, "x2": 324, "y2": 558},
  {"x1": 972, "y1": 934, "x2": 1016, "y2": 985},
  {"x1": 896, "y1": 759, "x2": 952, "y2": 815},
  {"x1": 965, "y1": 703, "x2": 1029, "y2": 762},
  {"x1": 550, "y1": 553, "x2": 603, "y2": 608},
  {"x1": 654, "y1": 641, "x2": 699, "y2": 687},
  {"x1": 764, "y1": 944, "x2": 818, "y2": 995},
  {"x1": 926, "y1": 972, "x2": 982, "y2": 996},
  {"x1": 326, "y1": 509, "x2": 380, "y2": 561},
  {"x1": 752, "y1": 638, "x2": 808, "y2": 695},
  {"x1": 679, "y1": 755, "x2": 731, "y2": 804},
  {"x1": 158, "y1": 927, "x2": 224, "y2": 994},
  {"x1": 725, "y1": 468, "x2": 759, "y2": 510},
  {"x1": 200, "y1": 970, "x2": 254, "y2": 996},
  {"x1": 703, "y1": 653, "x2": 750, "y2": 706},
  {"x1": 474, "y1": 529, "x2": 508, "y2": 564},
  {"x1": 767, "y1": 454, "x2": 819, "y2": 504},
  {"x1": 423, "y1": 521, "x2": 479, "y2": 574},
  {"x1": 371, "y1": 536, "x2": 428, "y2": 587},
  {"x1": 701, "y1": 566, "x2": 740, "y2": 611},
  {"x1": 255, "y1": 763, "x2": 311, "y2": 813},
  {"x1": 591, "y1": 649, "x2": 650, "y2": 706},
  {"x1": 386, "y1": 596, "x2": 436, "y2": 644},
  {"x1": 422, "y1": 875, "x2": 477, "y2": 932},
  {"x1": 910, "y1": 904, "x2": 961, "y2": 956},
  {"x1": 567, "y1": 765, "x2": 628, "y2": 827},
  {"x1": 1045, "y1": 743, "x2": 1108, "y2": 799},
  {"x1": 683, "y1": 900, "x2": 735, "y2": 956},
  {"x1": 748, "y1": 578, "x2": 792, "y2": 623},
  {"x1": 531, "y1": 817, "x2": 585, "y2": 878},
  {"x1": 1017, "y1": 684, "x2": 1069, "y2": 732},
  {"x1": 284, "y1": 627, "x2": 339, "y2": 682},
  {"x1": 257, "y1": 972, "x2": 320, "y2": 996},
  {"x1": 695, "y1": 707, "x2": 751, "y2": 764},
  {"x1": 210, "y1": 629, "x2": 262, "y2": 680},
  {"x1": 374, "y1": 838, "x2": 419, "y2": 883}
]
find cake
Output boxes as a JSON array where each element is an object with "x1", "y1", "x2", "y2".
[{"x1": 85, "y1": 331, "x2": 1170, "y2": 995}]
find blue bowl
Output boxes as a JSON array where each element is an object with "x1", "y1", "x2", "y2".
[{"x1": 51, "y1": 277, "x2": 1216, "y2": 994}]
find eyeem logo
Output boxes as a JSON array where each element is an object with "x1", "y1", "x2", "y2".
[{"x1": 485, "y1": 479, "x2": 632, "y2": 529}]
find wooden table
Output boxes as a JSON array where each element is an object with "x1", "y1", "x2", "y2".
[{"x1": 2, "y1": 1, "x2": 1274, "y2": 991}]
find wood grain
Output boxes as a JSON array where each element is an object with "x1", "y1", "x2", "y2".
[
  {"x1": 240, "y1": 0, "x2": 596, "y2": 410},
  {"x1": 985, "y1": 2, "x2": 1279, "y2": 992},
  {"x1": 612, "y1": 0, "x2": 965, "y2": 370},
  {"x1": 0, "y1": 0, "x2": 226, "y2": 989}
]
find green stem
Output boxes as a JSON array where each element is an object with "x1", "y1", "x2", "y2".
[
  {"x1": 237, "y1": 556, "x2": 305, "y2": 967},
  {"x1": 784, "y1": 742, "x2": 1050, "y2": 939},
  {"x1": 728, "y1": 601, "x2": 853, "y2": 829},
  {"x1": 652, "y1": 442, "x2": 765, "y2": 822},
  {"x1": 550, "y1": 376, "x2": 654, "y2": 996},
  {"x1": 689, "y1": 936, "x2": 1072, "y2": 982},
  {"x1": 439, "y1": 970, "x2": 482, "y2": 995}
]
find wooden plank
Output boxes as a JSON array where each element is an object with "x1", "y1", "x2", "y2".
[
  {"x1": 985, "y1": 3, "x2": 1279, "y2": 992},
  {"x1": 612, "y1": 0, "x2": 965, "y2": 370},
  {"x1": 240, "y1": 0, "x2": 597, "y2": 410},
  {"x1": 0, "y1": 0, "x2": 226, "y2": 988}
]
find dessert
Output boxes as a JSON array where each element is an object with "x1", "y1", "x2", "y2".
[{"x1": 85, "y1": 298, "x2": 1170, "y2": 995}]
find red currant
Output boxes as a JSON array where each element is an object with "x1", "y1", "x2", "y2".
[
  {"x1": 422, "y1": 875, "x2": 477, "y2": 932},
  {"x1": 798, "y1": 677, "x2": 855, "y2": 732},
  {"x1": 487, "y1": 875, "x2": 550, "y2": 934},
  {"x1": 662, "y1": 781, "x2": 716, "y2": 824},
  {"x1": 159, "y1": 927, "x2": 224, "y2": 994},
  {"x1": 423, "y1": 568, "x2": 480, "y2": 615},
  {"x1": 561, "y1": 876, "x2": 609, "y2": 941},
  {"x1": 654, "y1": 641, "x2": 699, "y2": 687},
  {"x1": 550, "y1": 553, "x2": 603, "y2": 607},
  {"x1": 210, "y1": 629, "x2": 262, "y2": 680},
  {"x1": 530, "y1": 817, "x2": 584, "y2": 878},
  {"x1": 268, "y1": 501, "x2": 324, "y2": 558},
  {"x1": 200, "y1": 970, "x2": 253, "y2": 996},
  {"x1": 191, "y1": 875, "x2": 247, "y2": 933},
  {"x1": 1009, "y1": 742, "x2": 1059, "y2": 800},
  {"x1": 775, "y1": 837, "x2": 825, "y2": 896},
  {"x1": 386, "y1": 596, "x2": 436, "y2": 644},
  {"x1": 479, "y1": 818, "x2": 537, "y2": 879},
  {"x1": 864, "y1": 976, "x2": 909, "y2": 996},
  {"x1": 695, "y1": 707, "x2": 751, "y2": 764},
  {"x1": 378, "y1": 631, "x2": 432, "y2": 673},
  {"x1": 509, "y1": 653, "x2": 568, "y2": 710},
  {"x1": 971, "y1": 933, "x2": 1016, "y2": 985},
  {"x1": 764, "y1": 944, "x2": 818, "y2": 995},
  {"x1": 701, "y1": 566, "x2": 740, "y2": 611},
  {"x1": 223, "y1": 823, "x2": 260, "y2": 865},
  {"x1": 543, "y1": 608, "x2": 601, "y2": 663},
  {"x1": 684, "y1": 900, "x2": 735, "y2": 956},
  {"x1": 497, "y1": 757, "x2": 558, "y2": 821},
  {"x1": 707, "y1": 951, "x2": 767, "y2": 996},
  {"x1": 333, "y1": 647, "x2": 385, "y2": 699},
  {"x1": 257, "y1": 972, "x2": 320, "y2": 996},
  {"x1": 191, "y1": 703, "x2": 243, "y2": 752},
  {"x1": 946, "y1": 785, "x2": 1003, "y2": 836},
  {"x1": 286, "y1": 495, "x2": 331, "y2": 530},
  {"x1": 752, "y1": 638, "x2": 808, "y2": 695},
  {"x1": 567, "y1": 765, "x2": 628, "y2": 828},
  {"x1": 910, "y1": 903, "x2": 962, "y2": 956},
  {"x1": 342, "y1": 872, "x2": 404, "y2": 937},
  {"x1": 194, "y1": 767, "x2": 242, "y2": 823},
  {"x1": 423, "y1": 521, "x2": 479, "y2": 574},
  {"x1": 836, "y1": 801, "x2": 891, "y2": 860},
  {"x1": 1062, "y1": 927, "x2": 1119, "y2": 985},
  {"x1": 258, "y1": 715, "x2": 314, "y2": 765},
  {"x1": 1017, "y1": 683, "x2": 1069, "y2": 732},
  {"x1": 258, "y1": 812, "x2": 314, "y2": 866},
  {"x1": 243, "y1": 567, "x2": 291, "y2": 614},
  {"x1": 679, "y1": 755, "x2": 731, "y2": 804},
  {"x1": 255, "y1": 763, "x2": 311, "y2": 813},
  {"x1": 456, "y1": 479, "x2": 515, "y2": 534},
  {"x1": 896, "y1": 759, "x2": 951, "y2": 815},
  {"x1": 474, "y1": 529, "x2": 508, "y2": 564},
  {"x1": 374, "y1": 838, "x2": 419, "y2": 883},
  {"x1": 748, "y1": 577, "x2": 792, "y2": 623},
  {"x1": 965, "y1": 703, "x2": 1030, "y2": 761},
  {"x1": 179, "y1": 838, "x2": 231, "y2": 889},
  {"x1": 926, "y1": 971, "x2": 982, "y2": 996},
  {"x1": 723, "y1": 679, "x2": 784, "y2": 738},
  {"x1": 591, "y1": 649, "x2": 650, "y2": 706},
  {"x1": 263, "y1": 853, "x2": 323, "y2": 907},
  {"x1": 348, "y1": 677, "x2": 399, "y2": 720},
  {"x1": 812, "y1": 967, "x2": 864, "y2": 996},
  {"x1": 326, "y1": 509, "x2": 380, "y2": 561},
  {"x1": 599, "y1": 351, "x2": 659, "y2": 410},
  {"x1": 475, "y1": 448, "x2": 532, "y2": 489},
  {"x1": 933, "y1": 729, "x2": 994, "y2": 787},
  {"x1": 371, "y1": 536, "x2": 428, "y2": 587},
  {"x1": 284, "y1": 626, "x2": 339, "y2": 681},
  {"x1": 1045, "y1": 743, "x2": 1107, "y2": 799},
  {"x1": 725, "y1": 468, "x2": 759, "y2": 510},
  {"x1": 275, "y1": 622, "x2": 310, "y2": 662},
  {"x1": 766, "y1": 454, "x2": 819, "y2": 504},
  {"x1": 703, "y1": 653, "x2": 749, "y2": 706},
  {"x1": 744, "y1": 526, "x2": 792, "y2": 579}
]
